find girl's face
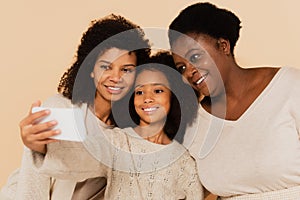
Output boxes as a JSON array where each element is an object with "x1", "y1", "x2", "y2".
[
  {"x1": 91, "y1": 48, "x2": 137, "y2": 103},
  {"x1": 134, "y1": 70, "x2": 171, "y2": 126},
  {"x1": 171, "y1": 33, "x2": 226, "y2": 98}
]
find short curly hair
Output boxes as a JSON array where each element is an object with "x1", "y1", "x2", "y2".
[
  {"x1": 168, "y1": 2, "x2": 241, "y2": 55},
  {"x1": 57, "y1": 14, "x2": 151, "y2": 105}
]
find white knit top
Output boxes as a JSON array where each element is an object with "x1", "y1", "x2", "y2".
[{"x1": 183, "y1": 67, "x2": 300, "y2": 198}]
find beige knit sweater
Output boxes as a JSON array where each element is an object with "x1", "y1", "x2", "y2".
[
  {"x1": 30, "y1": 121, "x2": 204, "y2": 199},
  {"x1": 2, "y1": 94, "x2": 204, "y2": 199}
]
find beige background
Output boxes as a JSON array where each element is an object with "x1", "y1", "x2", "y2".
[{"x1": 0, "y1": 0, "x2": 299, "y2": 198}]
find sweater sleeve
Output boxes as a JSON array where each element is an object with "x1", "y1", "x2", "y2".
[
  {"x1": 0, "y1": 168, "x2": 29, "y2": 200},
  {"x1": 14, "y1": 148, "x2": 52, "y2": 200},
  {"x1": 28, "y1": 94, "x2": 109, "y2": 181},
  {"x1": 11, "y1": 94, "x2": 77, "y2": 200},
  {"x1": 31, "y1": 140, "x2": 108, "y2": 181},
  {"x1": 12, "y1": 94, "x2": 71, "y2": 200},
  {"x1": 179, "y1": 152, "x2": 204, "y2": 200}
]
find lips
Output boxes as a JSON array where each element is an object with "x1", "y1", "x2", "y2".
[
  {"x1": 105, "y1": 85, "x2": 124, "y2": 94},
  {"x1": 195, "y1": 73, "x2": 208, "y2": 85},
  {"x1": 108, "y1": 86, "x2": 122, "y2": 91},
  {"x1": 142, "y1": 106, "x2": 159, "y2": 114}
]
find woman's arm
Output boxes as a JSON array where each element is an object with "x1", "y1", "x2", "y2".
[
  {"x1": 11, "y1": 94, "x2": 79, "y2": 199},
  {"x1": 32, "y1": 140, "x2": 108, "y2": 181}
]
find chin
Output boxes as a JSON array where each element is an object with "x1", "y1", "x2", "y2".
[
  {"x1": 194, "y1": 87, "x2": 208, "y2": 98},
  {"x1": 110, "y1": 96, "x2": 123, "y2": 102}
]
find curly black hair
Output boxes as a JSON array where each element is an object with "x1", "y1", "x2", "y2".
[
  {"x1": 123, "y1": 51, "x2": 198, "y2": 142},
  {"x1": 57, "y1": 14, "x2": 151, "y2": 105},
  {"x1": 168, "y1": 2, "x2": 241, "y2": 55}
]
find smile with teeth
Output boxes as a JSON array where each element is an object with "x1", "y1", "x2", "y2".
[
  {"x1": 196, "y1": 73, "x2": 208, "y2": 85},
  {"x1": 143, "y1": 107, "x2": 159, "y2": 112},
  {"x1": 107, "y1": 86, "x2": 122, "y2": 91}
]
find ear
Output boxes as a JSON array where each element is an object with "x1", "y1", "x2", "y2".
[
  {"x1": 90, "y1": 72, "x2": 95, "y2": 78},
  {"x1": 217, "y1": 38, "x2": 231, "y2": 56}
]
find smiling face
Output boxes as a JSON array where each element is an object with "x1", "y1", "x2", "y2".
[
  {"x1": 134, "y1": 70, "x2": 172, "y2": 127},
  {"x1": 91, "y1": 47, "x2": 137, "y2": 104},
  {"x1": 171, "y1": 33, "x2": 227, "y2": 98}
]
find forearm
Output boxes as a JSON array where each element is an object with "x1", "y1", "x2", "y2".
[{"x1": 31, "y1": 141, "x2": 105, "y2": 181}]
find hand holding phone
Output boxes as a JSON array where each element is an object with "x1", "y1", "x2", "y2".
[{"x1": 32, "y1": 107, "x2": 87, "y2": 142}]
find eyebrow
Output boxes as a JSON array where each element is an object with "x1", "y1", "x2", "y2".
[
  {"x1": 184, "y1": 48, "x2": 200, "y2": 58},
  {"x1": 96, "y1": 60, "x2": 136, "y2": 67},
  {"x1": 97, "y1": 60, "x2": 110, "y2": 64},
  {"x1": 123, "y1": 64, "x2": 136, "y2": 67},
  {"x1": 174, "y1": 61, "x2": 185, "y2": 67},
  {"x1": 134, "y1": 83, "x2": 168, "y2": 89}
]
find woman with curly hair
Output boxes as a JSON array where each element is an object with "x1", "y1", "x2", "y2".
[{"x1": 0, "y1": 14, "x2": 150, "y2": 200}]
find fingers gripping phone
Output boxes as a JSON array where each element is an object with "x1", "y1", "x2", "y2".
[{"x1": 32, "y1": 107, "x2": 87, "y2": 142}]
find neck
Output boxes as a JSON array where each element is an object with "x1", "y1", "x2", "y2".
[
  {"x1": 93, "y1": 94, "x2": 113, "y2": 125},
  {"x1": 225, "y1": 65, "x2": 257, "y2": 99},
  {"x1": 201, "y1": 62, "x2": 246, "y2": 117},
  {"x1": 134, "y1": 122, "x2": 171, "y2": 145}
]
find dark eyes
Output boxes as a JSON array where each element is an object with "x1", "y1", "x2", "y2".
[
  {"x1": 177, "y1": 65, "x2": 186, "y2": 74},
  {"x1": 135, "y1": 91, "x2": 143, "y2": 95},
  {"x1": 99, "y1": 65, "x2": 135, "y2": 73},
  {"x1": 99, "y1": 65, "x2": 110, "y2": 70},
  {"x1": 122, "y1": 67, "x2": 135, "y2": 73},
  {"x1": 154, "y1": 89, "x2": 163, "y2": 93},
  {"x1": 135, "y1": 89, "x2": 164, "y2": 95},
  {"x1": 176, "y1": 53, "x2": 202, "y2": 74},
  {"x1": 189, "y1": 54, "x2": 201, "y2": 63}
]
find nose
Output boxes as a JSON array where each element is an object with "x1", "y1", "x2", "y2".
[
  {"x1": 144, "y1": 98, "x2": 153, "y2": 104},
  {"x1": 186, "y1": 64, "x2": 198, "y2": 78},
  {"x1": 143, "y1": 93, "x2": 153, "y2": 104},
  {"x1": 109, "y1": 69, "x2": 122, "y2": 83}
]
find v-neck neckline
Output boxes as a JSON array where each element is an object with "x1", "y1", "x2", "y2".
[{"x1": 199, "y1": 67, "x2": 285, "y2": 125}]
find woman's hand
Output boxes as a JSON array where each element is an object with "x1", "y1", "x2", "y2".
[{"x1": 19, "y1": 101, "x2": 60, "y2": 154}]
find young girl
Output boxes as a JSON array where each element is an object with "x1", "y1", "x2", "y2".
[
  {"x1": 0, "y1": 14, "x2": 150, "y2": 200},
  {"x1": 27, "y1": 52, "x2": 203, "y2": 199}
]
